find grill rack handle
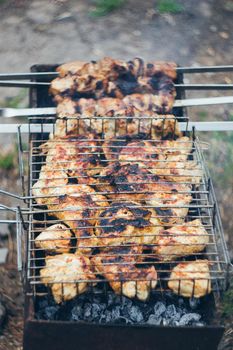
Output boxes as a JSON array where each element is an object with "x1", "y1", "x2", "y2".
[{"x1": 0, "y1": 203, "x2": 25, "y2": 272}]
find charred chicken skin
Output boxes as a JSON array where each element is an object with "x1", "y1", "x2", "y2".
[
  {"x1": 168, "y1": 260, "x2": 211, "y2": 298},
  {"x1": 145, "y1": 182, "x2": 192, "y2": 226},
  {"x1": 153, "y1": 219, "x2": 209, "y2": 260},
  {"x1": 55, "y1": 58, "x2": 177, "y2": 80},
  {"x1": 40, "y1": 253, "x2": 95, "y2": 303},
  {"x1": 97, "y1": 162, "x2": 192, "y2": 226},
  {"x1": 47, "y1": 191, "x2": 108, "y2": 254},
  {"x1": 50, "y1": 57, "x2": 176, "y2": 105},
  {"x1": 92, "y1": 245, "x2": 157, "y2": 301},
  {"x1": 95, "y1": 201, "x2": 162, "y2": 247},
  {"x1": 97, "y1": 162, "x2": 165, "y2": 201}
]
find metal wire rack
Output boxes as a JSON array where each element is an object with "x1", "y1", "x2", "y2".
[{"x1": 17, "y1": 113, "x2": 230, "y2": 304}]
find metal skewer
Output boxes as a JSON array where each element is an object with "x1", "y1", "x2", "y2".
[
  {"x1": 0, "y1": 80, "x2": 51, "y2": 87},
  {"x1": 1, "y1": 121, "x2": 233, "y2": 133},
  {"x1": 1, "y1": 80, "x2": 233, "y2": 90},
  {"x1": 176, "y1": 65, "x2": 233, "y2": 73},
  {"x1": 1, "y1": 96, "x2": 233, "y2": 118},
  {"x1": 0, "y1": 65, "x2": 233, "y2": 81}
]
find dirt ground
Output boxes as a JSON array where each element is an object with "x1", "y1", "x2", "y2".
[{"x1": 0, "y1": 0, "x2": 232, "y2": 349}]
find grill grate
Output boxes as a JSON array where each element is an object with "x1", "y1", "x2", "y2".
[{"x1": 24, "y1": 114, "x2": 230, "y2": 303}]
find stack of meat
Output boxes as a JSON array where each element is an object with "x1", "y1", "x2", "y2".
[
  {"x1": 32, "y1": 58, "x2": 211, "y2": 304},
  {"x1": 50, "y1": 57, "x2": 179, "y2": 138}
]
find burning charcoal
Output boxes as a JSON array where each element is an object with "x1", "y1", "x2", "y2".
[
  {"x1": 179, "y1": 313, "x2": 201, "y2": 326},
  {"x1": 147, "y1": 315, "x2": 162, "y2": 325},
  {"x1": 42, "y1": 306, "x2": 59, "y2": 320},
  {"x1": 37, "y1": 299, "x2": 49, "y2": 309},
  {"x1": 176, "y1": 307, "x2": 185, "y2": 315},
  {"x1": 89, "y1": 296, "x2": 101, "y2": 305},
  {"x1": 99, "y1": 314, "x2": 106, "y2": 323},
  {"x1": 164, "y1": 304, "x2": 181, "y2": 325},
  {"x1": 128, "y1": 305, "x2": 144, "y2": 323},
  {"x1": 83, "y1": 303, "x2": 92, "y2": 320},
  {"x1": 71, "y1": 305, "x2": 83, "y2": 321},
  {"x1": 111, "y1": 306, "x2": 121, "y2": 320},
  {"x1": 189, "y1": 298, "x2": 200, "y2": 310},
  {"x1": 105, "y1": 310, "x2": 113, "y2": 323},
  {"x1": 91, "y1": 303, "x2": 106, "y2": 320},
  {"x1": 120, "y1": 298, "x2": 133, "y2": 319},
  {"x1": 107, "y1": 292, "x2": 119, "y2": 306},
  {"x1": 121, "y1": 296, "x2": 133, "y2": 308},
  {"x1": 165, "y1": 304, "x2": 177, "y2": 318},
  {"x1": 154, "y1": 301, "x2": 166, "y2": 317}
]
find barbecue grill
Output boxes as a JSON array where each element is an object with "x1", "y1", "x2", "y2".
[{"x1": 0, "y1": 62, "x2": 233, "y2": 350}]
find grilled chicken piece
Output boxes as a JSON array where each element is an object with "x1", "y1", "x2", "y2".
[
  {"x1": 48, "y1": 191, "x2": 108, "y2": 254},
  {"x1": 53, "y1": 111, "x2": 180, "y2": 139},
  {"x1": 127, "y1": 58, "x2": 177, "y2": 80},
  {"x1": 98, "y1": 162, "x2": 192, "y2": 226},
  {"x1": 151, "y1": 160, "x2": 202, "y2": 185},
  {"x1": 55, "y1": 58, "x2": 177, "y2": 80},
  {"x1": 97, "y1": 243, "x2": 144, "y2": 262},
  {"x1": 32, "y1": 165, "x2": 108, "y2": 254},
  {"x1": 40, "y1": 253, "x2": 95, "y2": 303},
  {"x1": 50, "y1": 57, "x2": 128, "y2": 98},
  {"x1": 56, "y1": 61, "x2": 85, "y2": 77},
  {"x1": 55, "y1": 93, "x2": 180, "y2": 138},
  {"x1": 95, "y1": 201, "x2": 162, "y2": 247},
  {"x1": 35, "y1": 224, "x2": 72, "y2": 254},
  {"x1": 98, "y1": 161, "x2": 183, "y2": 201},
  {"x1": 51, "y1": 57, "x2": 176, "y2": 103},
  {"x1": 102, "y1": 133, "x2": 152, "y2": 161},
  {"x1": 118, "y1": 136, "x2": 191, "y2": 162},
  {"x1": 32, "y1": 165, "x2": 68, "y2": 206},
  {"x1": 118, "y1": 139, "x2": 165, "y2": 165},
  {"x1": 97, "y1": 162, "x2": 162, "y2": 201},
  {"x1": 123, "y1": 93, "x2": 175, "y2": 115},
  {"x1": 56, "y1": 93, "x2": 175, "y2": 119},
  {"x1": 103, "y1": 135, "x2": 190, "y2": 163},
  {"x1": 32, "y1": 165, "x2": 99, "y2": 207},
  {"x1": 92, "y1": 246, "x2": 157, "y2": 301},
  {"x1": 153, "y1": 219, "x2": 209, "y2": 260},
  {"x1": 155, "y1": 136, "x2": 192, "y2": 162},
  {"x1": 42, "y1": 132, "x2": 102, "y2": 179},
  {"x1": 117, "y1": 136, "x2": 192, "y2": 172},
  {"x1": 145, "y1": 182, "x2": 192, "y2": 226},
  {"x1": 168, "y1": 260, "x2": 211, "y2": 298}
]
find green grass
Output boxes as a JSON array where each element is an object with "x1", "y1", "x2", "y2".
[
  {"x1": 2, "y1": 89, "x2": 28, "y2": 108},
  {"x1": 205, "y1": 132, "x2": 233, "y2": 189},
  {"x1": 157, "y1": 0, "x2": 184, "y2": 14},
  {"x1": 222, "y1": 282, "x2": 233, "y2": 318},
  {"x1": 0, "y1": 142, "x2": 19, "y2": 171},
  {"x1": 225, "y1": 1, "x2": 233, "y2": 11},
  {"x1": 197, "y1": 110, "x2": 208, "y2": 121},
  {"x1": 90, "y1": 0, "x2": 125, "y2": 16},
  {"x1": 0, "y1": 150, "x2": 15, "y2": 170}
]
